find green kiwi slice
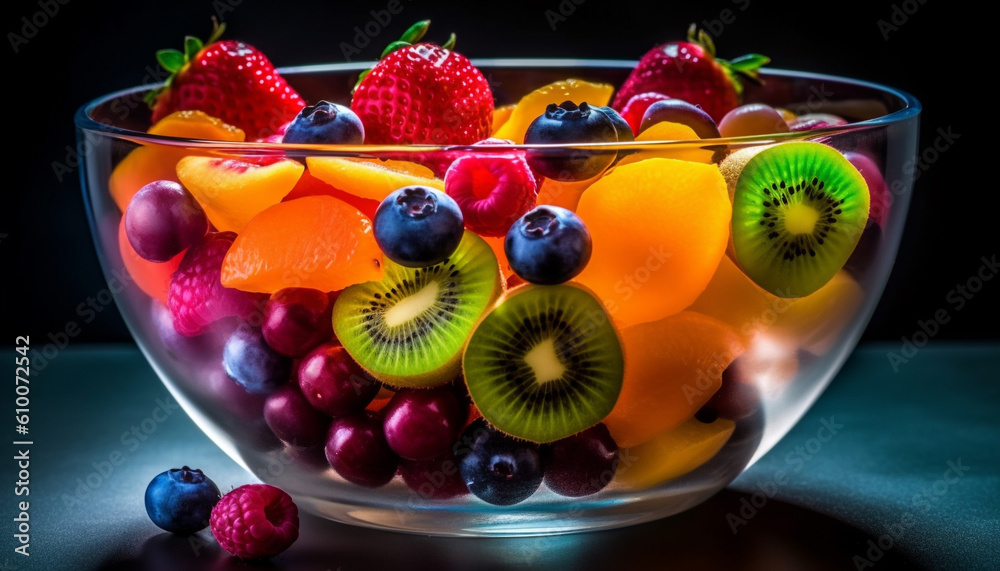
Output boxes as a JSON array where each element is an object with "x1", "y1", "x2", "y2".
[
  {"x1": 731, "y1": 142, "x2": 870, "y2": 298},
  {"x1": 463, "y1": 284, "x2": 624, "y2": 443},
  {"x1": 332, "y1": 231, "x2": 502, "y2": 388}
]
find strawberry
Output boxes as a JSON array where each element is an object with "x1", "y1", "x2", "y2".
[
  {"x1": 146, "y1": 19, "x2": 305, "y2": 141},
  {"x1": 611, "y1": 25, "x2": 769, "y2": 123},
  {"x1": 350, "y1": 21, "x2": 493, "y2": 146}
]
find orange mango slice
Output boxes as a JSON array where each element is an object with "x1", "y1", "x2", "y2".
[
  {"x1": 491, "y1": 103, "x2": 516, "y2": 135},
  {"x1": 493, "y1": 79, "x2": 614, "y2": 144},
  {"x1": 616, "y1": 121, "x2": 715, "y2": 166},
  {"x1": 176, "y1": 156, "x2": 304, "y2": 233},
  {"x1": 282, "y1": 170, "x2": 380, "y2": 220},
  {"x1": 221, "y1": 196, "x2": 383, "y2": 294},
  {"x1": 603, "y1": 311, "x2": 743, "y2": 448},
  {"x1": 534, "y1": 173, "x2": 600, "y2": 212},
  {"x1": 616, "y1": 417, "x2": 735, "y2": 489},
  {"x1": 574, "y1": 158, "x2": 731, "y2": 327},
  {"x1": 109, "y1": 111, "x2": 244, "y2": 211},
  {"x1": 305, "y1": 157, "x2": 444, "y2": 203}
]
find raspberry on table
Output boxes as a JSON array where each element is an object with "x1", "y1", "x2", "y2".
[{"x1": 210, "y1": 484, "x2": 299, "y2": 559}]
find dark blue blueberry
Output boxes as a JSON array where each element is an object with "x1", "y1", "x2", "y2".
[
  {"x1": 505, "y1": 206, "x2": 592, "y2": 285},
  {"x1": 144, "y1": 466, "x2": 220, "y2": 535},
  {"x1": 373, "y1": 185, "x2": 465, "y2": 267},
  {"x1": 282, "y1": 100, "x2": 364, "y2": 145},
  {"x1": 595, "y1": 105, "x2": 634, "y2": 165},
  {"x1": 524, "y1": 101, "x2": 618, "y2": 181},
  {"x1": 457, "y1": 420, "x2": 543, "y2": 506},
  {"x1": 223, "y1": 324, "x2": 292, "y2": 395}
]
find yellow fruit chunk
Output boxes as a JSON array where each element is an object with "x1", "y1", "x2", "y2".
[
  {"x1": 616, "y1": 121, "x2": 714, "y2": 166},
  {"x1": 616, "y1": 417, "x2": 735, "y2": 490},
  {"x1": 534, "y1": 173, "x2": 600, "y2": 212},
  {"x1": 603, "y1": 312, "x2": 743, "y2": 448},
  {"x1": 494, "y1": 79, "x2": 614, "y2": 143},
  {"x1": 109, "y1": 110, "x2": 245, "y2": 211},
  {"x1": 491, "y1": 103, "x2": 516, "y2": 135},
  {"x1": 176, "y1": 156, "x2": 304, "y2": 232},
  {"x1": 690, "y1": 257, "x2": 864, "y2": 354},
  {"x1": 305, "y1": 158, "x2": 444, "y2": 203},
  {"x1": 221, "y1": 196, "x2": 383, "y2": 293},
  {"x1": 574, "y1": 158, "x2": 731, "y2": 327}
]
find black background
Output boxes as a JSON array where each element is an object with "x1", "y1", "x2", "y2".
[{"x1": 3, "y1": 0, "x2": 994, "y2": 346}]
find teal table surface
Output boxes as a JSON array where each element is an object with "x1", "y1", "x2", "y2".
[{"x1": 3, "y1": 342, "x2": 998, "y2": 570}]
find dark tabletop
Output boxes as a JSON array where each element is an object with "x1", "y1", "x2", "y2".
[{"x1": 3, "y1": 342, "x2": 998, "y2": 571}]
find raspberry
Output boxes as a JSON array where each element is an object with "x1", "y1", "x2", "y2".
[
  {"x1": 444, "y1": 152, "x2": 537, "y2": 237},
  {"x1": 167, "y1": 232, "x2": 265, "y2": 336},
  {"x1": 620, "y1": 92, "x2": 671, "y2": 135},
  {"x1": 210, "y1": 484, "x2": 299, "y2": 559}
]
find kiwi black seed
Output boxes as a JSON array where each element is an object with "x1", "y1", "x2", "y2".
[
  {"x1": 462, "y1": 284, "x2": 624, "y2": 443},
  {"x1": 332, "y1": 231, "x2": 502, "y2": 388},
  {"x1": 731, "y1": 142, "x2": 870, "y2": 298}
]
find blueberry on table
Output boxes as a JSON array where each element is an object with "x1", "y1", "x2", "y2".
[
  {"x1": 144, "y1": 466, "x2": 221, "y2": 535},
  {"x1": 505, "y1": 205, "x2": 592, "y2": 285},
  {"x1": 373, "y1": 185, "x2": 465, "y2": 267}
]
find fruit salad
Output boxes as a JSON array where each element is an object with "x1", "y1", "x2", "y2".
[{"x1": 109, "y1": 20, "x2": 884, "y2": 510}]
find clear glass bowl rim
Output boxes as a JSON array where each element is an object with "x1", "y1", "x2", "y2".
[{"x1": 74, "y1": 58, "x2": 922, "y2": 155}]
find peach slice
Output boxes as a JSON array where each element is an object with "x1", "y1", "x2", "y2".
[
  {"x1": 176, "y1": 156, "x2": 304, "y2": 233},
  {"x1": 534, "y1": 173, "x2": 601, "y2": 212},
  {"x1": 221, "y1": 196, "x2": 383, "y2": 294},
  {"x1": 616, "y1": 417, "x2": 735, "y2": 490},
  {"x1": 603, "y1": 311, "x2": 743, "y2": 448},
  {"x1": 305, "y1": 157, "x2": 444, "y2": 203},
  {"x1": 574, "y1": 158, "x2": 731, "y2": 327},
  {"x1": 109, "y1": 111, "x2": 245, "y2": 212},
  {"x1": 615, "y1": 121, "x2": 714, "y2": 166},
  {"x1": 282, "y1": 170, "x2": 380, "y2": 220},
  {"x1": 491, "y1": 103, "x2": 516, "y2": 135}
]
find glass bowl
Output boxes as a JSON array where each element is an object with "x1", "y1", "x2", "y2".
[{"x1": 75, "y1": 59, "x2": 920, "y2": 536}]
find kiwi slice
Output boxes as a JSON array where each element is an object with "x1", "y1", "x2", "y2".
[
  {"x1": 731, "y1": 141, "x2": 870, "y2": 298},
  {"x1": 332, "y1": 231, "x2": 502, "y2": 388},
  {"x1": 463, "y1": 284, "x2": 624, "y2": 443}
]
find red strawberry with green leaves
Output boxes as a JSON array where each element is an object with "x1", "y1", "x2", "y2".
[
  {"x1": 145, "y1": 19, "x2": 305, "y2": 140},
  {"x1": 611, "y1": 25, "x2": 769, "y2": 123},
  {"x1": 350, "y1": 21, "x2": 493, "y2": 146}
]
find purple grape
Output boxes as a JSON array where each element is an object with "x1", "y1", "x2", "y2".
[
  {"x1": 297, "y1": 343, "x2": 380, "y2": 417},
  {"x1": 639, "y1": 99, "x2": 721, "y2": 139},
  {"x1": 262, "y1": 288, "x2": 336, "y2": 357},
  {"x1": 383, "y1": 387, "x2": 465, "y2": 461},
  {"x1": 541, "y1": 423, "x2": 618, "y2": 497},
  {"x1": 125, "y1": 180, "x2": 207, "y2": 263},
  {"x1": 264, "y1": 384, "x2": 331, "y2": 448},
  {"x1": 399, "y1": 452, "x2": 469, "y2": 500},
  {"x1": 325, "y1": 411, "x2": 398, "y2": 487}
]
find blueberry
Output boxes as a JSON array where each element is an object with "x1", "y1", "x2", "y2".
[
  {"x1": 373, "y1": 185, "x2": 465, "y2": 267},
  {"x1": 505, "y1": 206, "x2": 592, "y2": 285},
  {"x1": 595, "y1": 105, "x2": 634, "y2": 165},
  {"x1": 144, "y1": 466, "x2": 220, "y2": 535},
  {"x1": 223, "y1": 324, "x2": 292, "y2": 395},
  {"x1": 282, "y1": 100, "x2": 364, "y2": 145},
  {"x1": 457, "y1": 420, "x2": 543, "y2": 506},
  {"x1": 524, "y1": 101, "x2": 618, "y2": 181}
]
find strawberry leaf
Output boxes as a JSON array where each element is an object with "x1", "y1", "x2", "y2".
[
  {"x1": 380, "y1": 41, "x2": 411, "y2": 59},
  {"x1": 184, "y1": 36, "x2": 203, "y2": 61},
  {"x1": 156, "y1": 49, "x2": 185, "y2": 73},
  {"x1": 728, "y1": 54, "x2": 770, "y2": 73},
  {"x1": 399, "y1": 20, "x2": 430, "y2": 44},
  {"x1": 441, "y1": 33, "x2": 456, "y2": 51}
]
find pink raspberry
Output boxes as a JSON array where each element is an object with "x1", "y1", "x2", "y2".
[
  {"x1": 167, "y1": 232, "x2": 265, "y2": 336},
  {"x1": 620, "y1": 92, "x2": 671, "y2": 135},
  {"x1": 444, "y1": 151, "x2": 537, "y2": 237},
  {"x1": 210, "y1": 484, "x2": 299, "y2": 559}
]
